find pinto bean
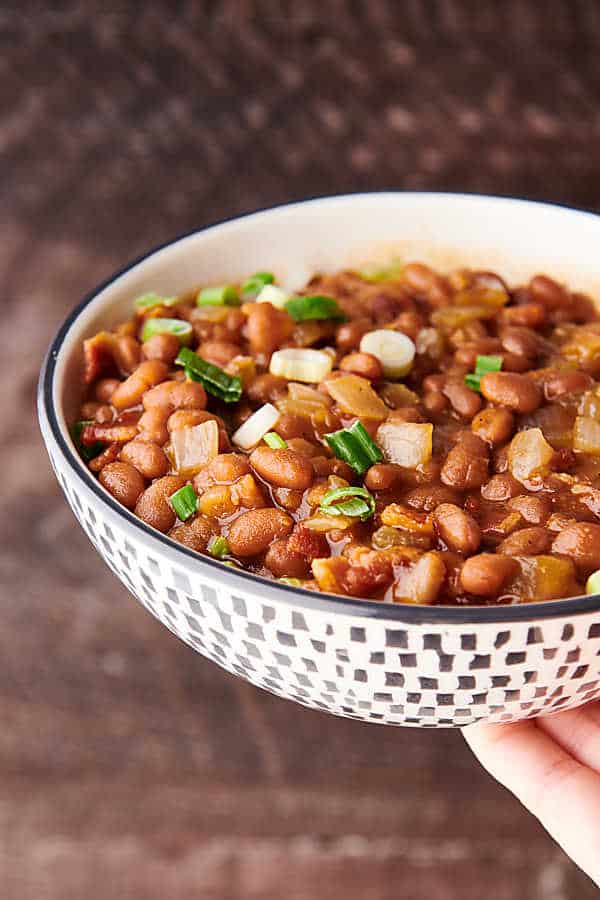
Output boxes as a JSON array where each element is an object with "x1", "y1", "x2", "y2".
[
  {"x1": 197, "y1": 340, "x2": 240, "y2": 368},
  {"x1": 364, "y1": 464, "x2": 404, "y2": 492},
  {"x1": 403, "y1": 485, "x2": 461, "y2": 512},
  {"x1": 274, "y1": 413, "x2": 313, "y2": 441},
  {"x1": 244, "y1": 302, "x2": 294, "y2": 357},
  {"x1": 335, "y1": 318, "x2": 372, "y2": 352},
  {"x1": 422, "y1": 391, "x2": 448, "y2": 415},
  {"x1": 423, "y1": 374, "x2": 446, "y2": 393},
  {"x1": 169, "y1": 524, "x2": 209, "y2": 553},
  {"x1": 441, "y1": 433, "x2": 489, "y2": 490},
  {"x1": 544, "y1": 370, "x2": 594, "y2": 400},
  {"x1": 552, "y1": 523, "x2": 600, "y2": 573},
  {"x1": 500, "y1": 352, "x2": 532, "y2": 373},
  {"x1": 120, "y1": 440, "x2": 169, "y2": 479},
  {"x1": 454, "y1": 339, "x2": 502, "y2": 368},
  {"x1": 227, "y1": 508, "x2": 294, "y2": 557},
  {"x1": 134, "y1": 475, "x2": 187, "y2": 533},
  {"x1": 443, "y1": 381, "x2": 482, "y2": 420},
  {"x1": 460, "y1": 554, "x2": 518, "y2": 596},
  {"x1": 264, "y1": 539, "x2": 310, "y2": 578},
  {"x1": 137, "y1": 408, "x2": 169, "y2": 445},
  {"x1": 99, "y1": 461, "x2": 145, "y2": 509},
  {"x1": 142, "y1": 333, "x2": 180, "y2": 365},
  {"x1": 111, "y1": 360, "x2": 169, "y2": 410},
  {"x1": 471, "y1": 407, "x2": 515, "y2": 446},
  {"x1": 94, "y1": 378, "x2": 120, "y2": 403},
  {"x1": 500, "y1": 327, "x2": 544, "y2": 359},
  {"x1": 500, "y1": 303, "x2": 546, "y2": 328},
  {"x1": 433, "y1": 503, "x2": 481, "y2": 555},
  {"x1": 193, "y1": 453, "x2": 251, "y2": 491},
  {"x1": 339, "y1": 352, "x2": 383, "y2": 381},
  {"x1": 250, "y1": 446, "x2": 314, "y2": 490},
  {"x1": 481, "y1": 473, "x2": 522, "y2": 501},
  {"x1": 113, "y1": 335, "x2": 141, "y2": 374},
  {"x1": 528, "y1": 274, "x2": 570, "y2": 309},
  {"x1": 402, "y1": 262, "x2": 452, "y2": 306},
  {"x1": 393, "y1": 310, "x2": 425, "y2": 340},
  {"x1": 498, "y1": 527, "x2": 552, "y2": 555},
  {"x1": 246, "y1": 374, "x2": 289, "y2": 405},
  {"x1": 142, "y1": 379, "x2": 207, "y2": 412},
  {"x1": 480, "y1": 372, "x2": 542, "y2": 413},
  {"x1": 508, "y1": 494, "x2": 551, "y2": 524}
]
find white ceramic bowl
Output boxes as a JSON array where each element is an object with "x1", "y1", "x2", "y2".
[{"x1": 39, "y1": 193, "x2": 600, "y2": 728}]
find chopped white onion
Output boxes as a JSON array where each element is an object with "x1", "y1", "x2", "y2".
[
  {"x1": 255, "y1": 284, "x2": 289, "y2": 309},
  {"x1": 360, "y1": 329, "x2": 416, "y2": 378},
  {"x1": 171, "y1": 419, "x2": 219, "y2": 475},
  {"x1": 232, "y1": 403, "x2": 280, "y2": 450},
  {"x1": 270, "y1": 348, "x2": 333, "y2": 383},
  {"x1": 508, "y1": 427, "x2": 554, "y2": 483},
  {"x1": 377, "y1": 422, "x2": 433, "y2": 468}
]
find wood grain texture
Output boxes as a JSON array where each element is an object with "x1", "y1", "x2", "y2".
[{"x1": 3, "y1": 1, "x2": 600, "y2": 897}]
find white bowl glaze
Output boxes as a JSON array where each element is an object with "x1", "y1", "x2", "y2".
[{"x1": 39, "y1": 193, "x2": 600, "y2": 727}]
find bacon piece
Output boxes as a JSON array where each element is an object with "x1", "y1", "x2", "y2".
[
  {"x1": 81, "y1": 424, "x2": 138, "y2": 446},
  {"x1": 83, "y1": 332, "x2": 116, "y2": 384},
  {"x1": 88, "y1": 443, "x2": 120, "y2": 472}
]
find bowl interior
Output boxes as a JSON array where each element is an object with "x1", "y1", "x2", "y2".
[{"x1": 46, "y1": 192, "x2": 600, "y2": 621}]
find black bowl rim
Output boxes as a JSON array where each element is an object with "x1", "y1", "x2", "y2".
[{"x1": 39, "y1": 190, "x2": 600, "y2": 625}]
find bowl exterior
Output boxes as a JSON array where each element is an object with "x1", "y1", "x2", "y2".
[
  {"x1": 40, "y1": 193, "x2": 600, "y2": 727},
  {"x1": 42, "y1": 423, "x2": 600, "y2": 728}
]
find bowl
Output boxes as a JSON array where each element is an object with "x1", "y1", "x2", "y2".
[{"x1": 39, "y1": 192, "x2": 600, "y2": 728}]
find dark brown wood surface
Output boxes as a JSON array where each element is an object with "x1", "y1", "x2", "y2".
[{"x1": 4, "y1": 2, "x2": 600, "y2": 897}]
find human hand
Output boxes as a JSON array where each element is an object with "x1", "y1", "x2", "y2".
[{"x1": 464, "y1": 705, "x2": 600, "y2": 887}]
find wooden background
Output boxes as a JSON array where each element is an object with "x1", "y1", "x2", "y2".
[{"x1": 4, "y1": 2, "x2": 600, "y2": 897}]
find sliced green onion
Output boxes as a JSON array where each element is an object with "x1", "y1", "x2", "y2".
[
  {"x1": 263, "y1": 432, "x2": 287, "y2": 449},
  {"x1": 586, "y1": 569, "x2": 600, "y2": 595},
  {"x1": 141, "y1": 317, "x2": 193, "y2": 344},
  {"x1": 241, "y1": 271, "x2": 275, "y2": 298},
  {"x1": 464, "y1": 373, "x2": 482, "y2": 391},
  {"x1": 285, "y1": 294, "x2": 345, "y2": 322},
  {"x1": 169, "y1": 484, "x2": 198, "y2": 521},
  {"x1": 325, "y1": 420, "x2": 383, "y2": 475},
  {"x1": 208, "y1": 535, "x2": 230, "y2": 559},
  {"x1": 464, "y1": 354, "x2": 503, "y2": 392},
  {"x1": 176, "y1": 347, "x2": 242, "y2": 403},
  {"x1": 196, "y1": 285, "x2": 240, "y2": 307},
  {"x1": 278, "y1": 577, "x2": 304, "y2": 587},
  {"x1": 358, "y1": 260, "x2": 403, "y2": 282},
  {"x1": 71, "y1": 420, "x2": 104, "y2": 461},
  {"x1": 134, "y1": 291, "x2": 178, "y2": 310},
  {"x1": 319, "y1": 486, "x2": 376, "y2": 521}
]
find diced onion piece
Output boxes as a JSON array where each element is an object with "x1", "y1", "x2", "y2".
[
  {"x1": 573, "y1": 416, "x2": 600, "y2": 456},
  {"x1": 171, "y1": 419, "x2": 219, "y2": 476},
  {"x1": 325, "y1": 374, "x2": 388, "y2": 418},
  {"x1": 303, "y1": 514, "x2": 354, "y2": 532},
  {"x1": 288, "y1": 382, "x2": 332, "y2": 407},
  {"x1": 278, "y1": 382, "x2": 332, "y2": 419},
  {"x1": 270, "y1": 348, "x2": 333, "y2": 383},
  {"x1": 586, "y1": 569, "x2": 600, "y2": 595},
  {"x1": 359, "y1": 329, "x2": 416, "y2": 378},
  {"x1": 509, "y1": 555, "x2": 577, "y2": 603},
  {"x1": 256, "y1": 284, "x2": 289, "y2": 309},
  {"x1": 232, "y1": 403, "x2": 280, "y2": 450},
  {"x1": 192, "y1": 306, "x2": 231, "y2": 322},
  {"x1": 377, "y1": 422, "x2": 433, "y2": 468},
  {"x1": 379, "y1": 382, "x2": 420, "y2": 409},
  {"x1": 508, "y1": 427, "x2": 554, "y2": 483}
]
